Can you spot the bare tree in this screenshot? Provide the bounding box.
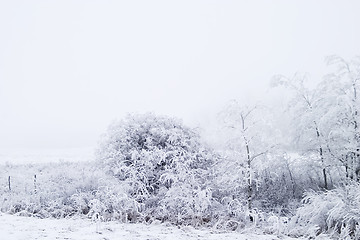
[218,100,273,212]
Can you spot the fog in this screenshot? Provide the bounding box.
[1,0,360,148]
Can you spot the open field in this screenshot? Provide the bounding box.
[0,213,312,240]
[0,147,95,165]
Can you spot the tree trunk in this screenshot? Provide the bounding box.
[320,145,328,189]
[246,155,252,211]
[246,143,253,222]
[352,82,360,181]
[285,160,296,198]
[315,125,328,189]
[345,157,349,179]
[241,114,253,212]
[322,167,328,189]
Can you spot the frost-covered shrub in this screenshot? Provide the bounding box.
[210,150,286,228]
[96,113,214,224]
[288,183,360,239]
[156,183,213,225]
[0,113,216,226]
[253,154,303,215]
[209,151,248,226]
[0,161,134,220]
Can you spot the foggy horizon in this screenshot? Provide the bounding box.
[1,1,360,149]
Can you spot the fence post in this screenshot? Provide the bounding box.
[34,174,37,194]
[8,176,11,191]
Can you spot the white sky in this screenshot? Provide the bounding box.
[1,0,360,149]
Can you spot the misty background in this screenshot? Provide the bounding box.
[1,0,360,149]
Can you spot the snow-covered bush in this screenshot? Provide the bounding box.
[0,161,133,221]
[96,113,215,225]
[288,182,360,239]
[0,113,215,226]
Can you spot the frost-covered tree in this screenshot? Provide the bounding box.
[271,74,331,189]
[271,56,360,187]
[217,100,275,212]
[96,113,214,224]
[322,56,360,182]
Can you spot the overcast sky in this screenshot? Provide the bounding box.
[1,1,360,149]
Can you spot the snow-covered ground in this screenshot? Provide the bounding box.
[0,147,95,165]
[0,213,307,240]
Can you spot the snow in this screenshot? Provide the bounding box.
[0,213,304,240]
[0,147,95,165]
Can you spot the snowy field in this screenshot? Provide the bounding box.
[0,213,310,240]
[0,149,333,239]
[0,149,297,240]
[0,147,95,165]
